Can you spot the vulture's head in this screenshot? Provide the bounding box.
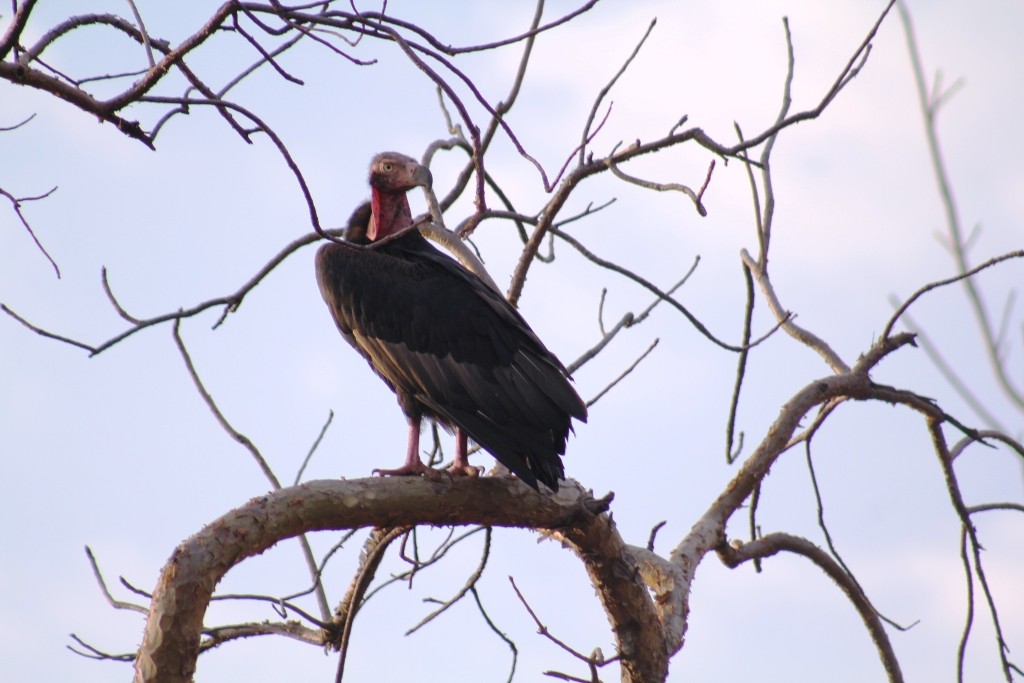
[369,152,432,193]
[367,152,432,241]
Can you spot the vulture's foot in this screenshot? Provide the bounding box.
[372,460,440,479]
[447,462,483,478]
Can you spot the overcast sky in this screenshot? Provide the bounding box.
[2,2,1022,682]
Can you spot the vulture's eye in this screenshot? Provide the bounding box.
[381,162,394,172]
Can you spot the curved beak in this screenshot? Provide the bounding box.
[412,163,433,190]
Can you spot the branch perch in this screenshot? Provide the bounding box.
[132,478,670,683]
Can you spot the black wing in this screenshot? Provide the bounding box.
[315,230,586,489]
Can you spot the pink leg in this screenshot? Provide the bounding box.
[447,428,483,478]
[373,417,434,477]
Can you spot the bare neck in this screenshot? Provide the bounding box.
[369,187,412,241]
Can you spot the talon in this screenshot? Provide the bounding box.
[447,462,483,478]
[372,461,434,478]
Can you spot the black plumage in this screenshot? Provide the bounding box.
[315,152,586,490]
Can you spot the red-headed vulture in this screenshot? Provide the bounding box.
[315,152,586,491]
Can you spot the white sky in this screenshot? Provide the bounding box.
[1,2,1022,682]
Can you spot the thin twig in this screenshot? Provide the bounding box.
[470,586,518,683]
[587,338,658,408]
[199,620,324,650]
[883,250,1024,341]
[741,248,849,374]
[646,521,667,552]
[405,527,492,635]
[294,410,335,485]
[7,225,335,358]
[555,228,785,352]
[898,0,1024,411]
[804,435,914,631]
[67,634,135,662]
[0,304,96,352]
[172,318,331,618]
[209,592,329,628]
[579,18,657,166]
[605,142,712,216]
[172,319,282,488]
[1,185,60,277]
[725,262,755,463]
[334,527,409,683]
[0,113,35,131]
[124,0,155,67]
[509,576,615,670]
[928,419,1015,681]
[83,546,147,614]
[948,431,1024,462]
[893,308,1008,432]
[141,95,322,235]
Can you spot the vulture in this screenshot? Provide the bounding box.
[315,152,587,491]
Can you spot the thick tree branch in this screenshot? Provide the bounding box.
[132,478,667,683]
[0,60,153,145]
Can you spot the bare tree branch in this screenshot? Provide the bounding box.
[586,338,658,408]
[718,533,904,683]
[1,184,60,277]
[294,410,335,485]
[171,319,332,621]
[172,319,282,489]
[406,526,492,635]
[5,3,1019,683]
[897,0,1024,412]
[927,419,1017,682]
[84,546,148,615]
[579,18,657,166]
[893,308,1009,432]
[740,248,849,374]
[509,575,617,681]
[884,250,1024,341]
[132,479,645,683]
[333,526,409,682]
[555,227,785,352]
